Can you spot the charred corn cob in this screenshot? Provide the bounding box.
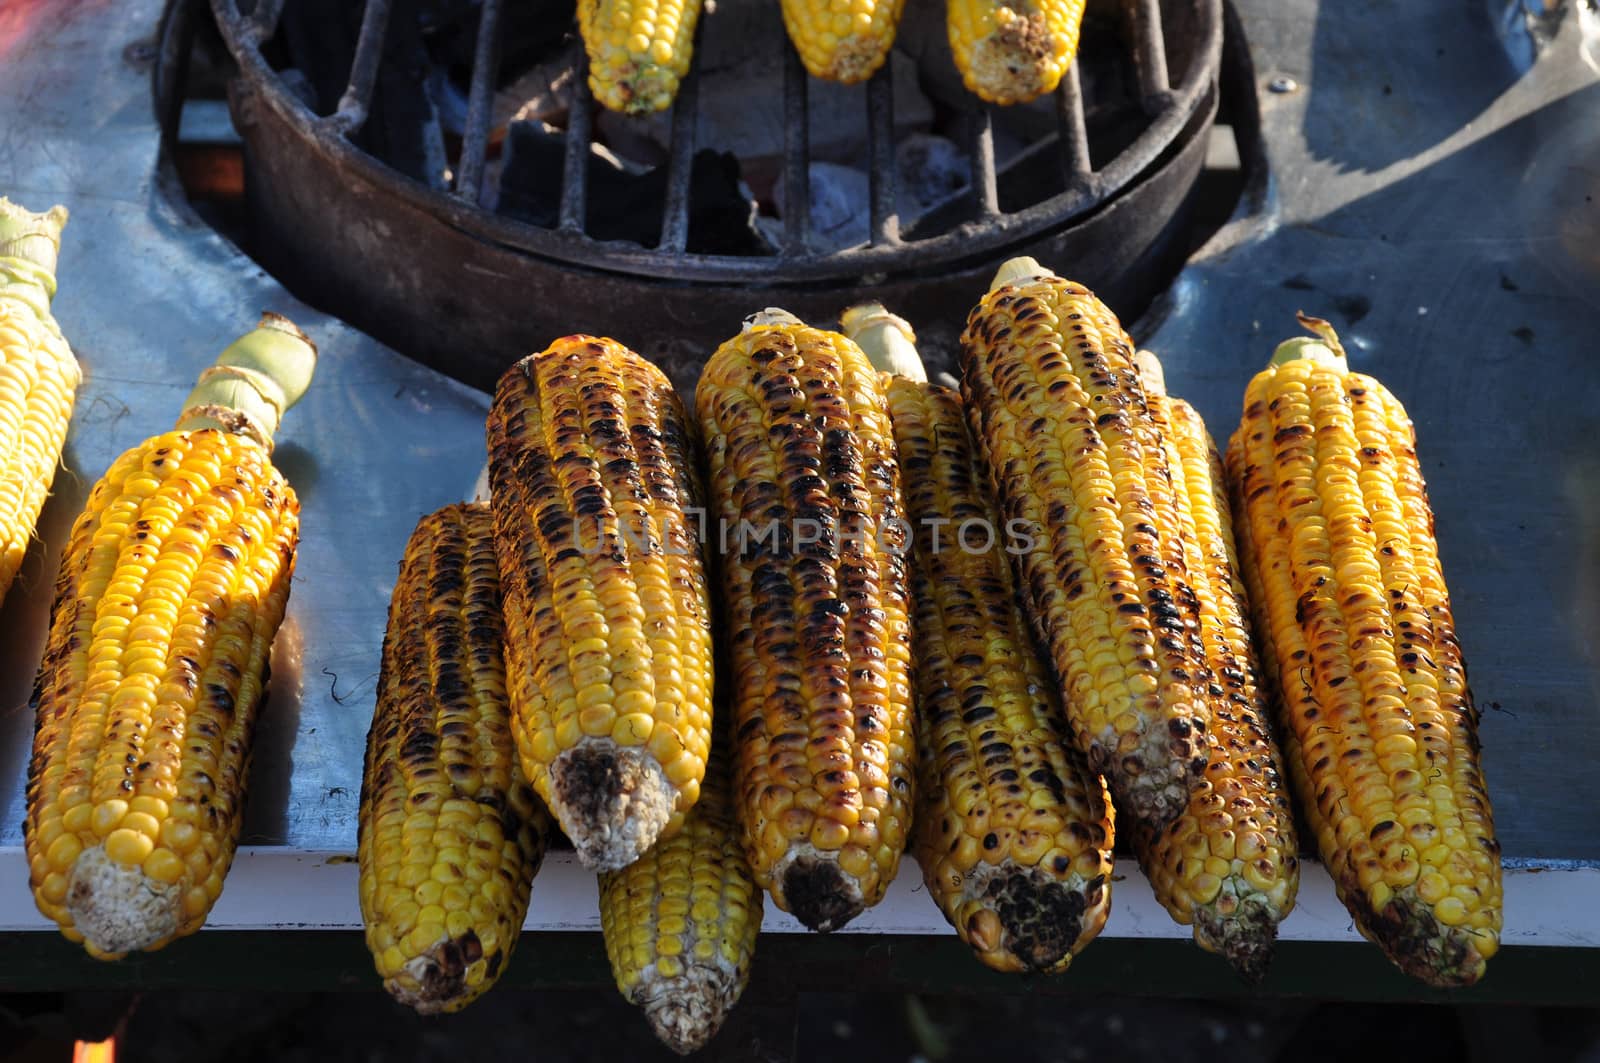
[958,257,1208,832]
[579,0,702,114]
[360,503,550,1013]
[487,335,713,872]
[948,0,1085,105]
[1226,314,1501,986]
[844,304,1113,974]
[25,313,316,958]
[695,308,914,932]
[1128,351,1298,981]
[0,199,79,603]
[782,0,904,83]
[600,739,760,1054]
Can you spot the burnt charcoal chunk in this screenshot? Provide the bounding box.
[497,123,774,255]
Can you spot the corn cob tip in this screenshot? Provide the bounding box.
[1269,312,1348,370]
[549,742,676,871]
[637,962,744,1055]
[591,67,685,116]
[1090,732,1206,830]
[963,14,1068,106]
[840,302,928,381]
[1363,886,1494,988]
[776,849,864,932]
[988,255,1052,292]
[742,307,806,331]
[1189,880,1281,984]
[176,313,318,451]
[957,864,1110,974]
[1132,349,1167,398]
[62,844,181,958]
[386,930,494,1015]
[0,197,68,277]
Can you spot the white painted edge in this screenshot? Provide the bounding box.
[0,847,1592,947]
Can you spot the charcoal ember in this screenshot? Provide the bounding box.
[596,109,674,170]
[772,162,868,252]
[901,116,1082,241]
[681,153,774,255]
[278,0,447,186]
[898,134,968,215]
[497,121,773,254]
[708,52,933,201]
[499,41,582,129]
[770,136,970,253]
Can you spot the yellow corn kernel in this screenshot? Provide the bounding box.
[579,0,703,113]
[599,744,760,1055]
[948,0,1084,105]
[696,308,915,932]
[25,314,314,960]
[1225,313,1501,987]
[782,0,903,82]
[842,302,1113,976]
[958,258,1209,833]
[1126,352,1299,982]
[357,504,553,1015]
[488,336,713,871]
[0,200,79,605]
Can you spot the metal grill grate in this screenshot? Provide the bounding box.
[207,0,1220,284]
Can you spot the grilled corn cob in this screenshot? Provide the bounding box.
[1226,314,1501,986]
[844,303,1113,974]
[487,335,713,872]
[0,198,79,603]
[599,740,760,1054]
[1128,350,1298,981]
[360,503,550,1013]
[25,313,316,958]
[695,308,914,932]
[958,257,1208,832]
[948,0,1085,105]
[782,0,904,83]
[579,0,702,114]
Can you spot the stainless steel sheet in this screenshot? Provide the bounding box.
[0,0,1595,872]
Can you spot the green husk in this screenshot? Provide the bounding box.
[175,312,318,451]
[840,302,927,382]
[1269,311,1350,371]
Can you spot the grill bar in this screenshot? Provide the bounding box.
[208,0,1220,283]
[970,108,999,217]
[866,64,899,245]
[453,0,503,203]
[782,47,810,254]
[332,0,392,134]
[559,60,593,233]
[1055,63,1092,184]
[658,66,701,252]
[1129,0,1171,107]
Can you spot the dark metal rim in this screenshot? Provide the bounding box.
[207,0,1222,285]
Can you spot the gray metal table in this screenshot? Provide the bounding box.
[0,0,1595,1000]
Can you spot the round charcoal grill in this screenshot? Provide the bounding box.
[160,0,1227,392]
